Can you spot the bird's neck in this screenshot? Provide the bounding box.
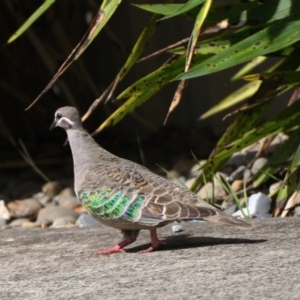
[66,129,112,185]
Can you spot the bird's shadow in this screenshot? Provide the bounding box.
[126,234,267,253]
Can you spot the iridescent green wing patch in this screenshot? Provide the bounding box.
[78,188,133,219]
[78,188,112,215]
[121,196,145,221]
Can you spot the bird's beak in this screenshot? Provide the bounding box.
[50,120,57,131]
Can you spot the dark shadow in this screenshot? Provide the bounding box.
[125,234,267,253]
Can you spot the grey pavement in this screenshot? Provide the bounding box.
[1,218,300,300]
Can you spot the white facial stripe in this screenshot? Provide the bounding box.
[57,117,75,127]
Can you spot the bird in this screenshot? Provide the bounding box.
[50,106,253,255]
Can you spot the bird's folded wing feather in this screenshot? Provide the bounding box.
[81,162,221,227]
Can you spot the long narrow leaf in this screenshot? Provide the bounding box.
[180,19,300,80]
[6,0,56,44]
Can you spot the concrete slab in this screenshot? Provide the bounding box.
[1,218,299,299]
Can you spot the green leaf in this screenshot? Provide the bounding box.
[231,56,267,81]
[74,0,122,60]
[199,81,261,119]
[133,4,181,16]
[180,19,300,79]
[160,0,206,20]
[95,54,212,133]
[244,71,300,86]
[7,0,56,44]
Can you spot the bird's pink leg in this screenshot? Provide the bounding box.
[139,228,166,253]
[94,238,136,255]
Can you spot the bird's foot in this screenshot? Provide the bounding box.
[139,240,166,253]
[139,228,166,253]
[94,238,136,255]
[94,245,126,255]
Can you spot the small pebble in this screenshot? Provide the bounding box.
[9,218,30,227]
[251,157,268,175]
[57,187,75,202]
[0,218,7,226]
[0,200,10,220]
[231,180,244,192]
[42,181,64,198]
[59,196,81,209]
[33,192,51,206]
[171,225,184,233]
[75,213,101,227]
[224,204,237,215]
[22,221,40,228]
[74,205,86,213]
[7,198,42,219]
[294,206,300,216]
[197,173,227,201]
[243,169,252,182]
[229,165,247,182]
[185,178,195,189]
[37,206,78,223]
[52,216,77,228]
[225,152,247,170]
[189,161,206,178]
[269,182,282,194]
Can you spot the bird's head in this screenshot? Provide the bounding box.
[50,106,82,131]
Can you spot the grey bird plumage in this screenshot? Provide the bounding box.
[51,106,253,255]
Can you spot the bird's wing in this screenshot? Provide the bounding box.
[80,161,252,230]
[81,162,218,227]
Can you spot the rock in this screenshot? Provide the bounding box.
[74,205,86,213]
[22,221,40,228]
[198,182,214,200]
[229,165,247,182]
[185,178,196,189]
[75,213,101,227]
[32,192,51,206]
[59,196,81,210]
[42,181,64,198]
[52,216,77,228]
[269,182,282,195]
[37,207,78,223]
[232,192,272,218]
[0,200,11,220]
[251,157,268,175]
[7,198,42,219]
[188,161,206,178]
[9,218,30,227]
[171,225,184,233]
[231,180,244,193]
[55,187,76,204]
[223,153,247,175]
[243,169,252,182]
[197,173,227,201]
[267,133,289,154]
[294,206,300,216]
[241,141,261,155]
[0,218,7,226]
[224,204,237,215]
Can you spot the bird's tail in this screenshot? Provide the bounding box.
[202,211,253,230]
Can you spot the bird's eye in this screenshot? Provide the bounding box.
[56,113,62,119]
